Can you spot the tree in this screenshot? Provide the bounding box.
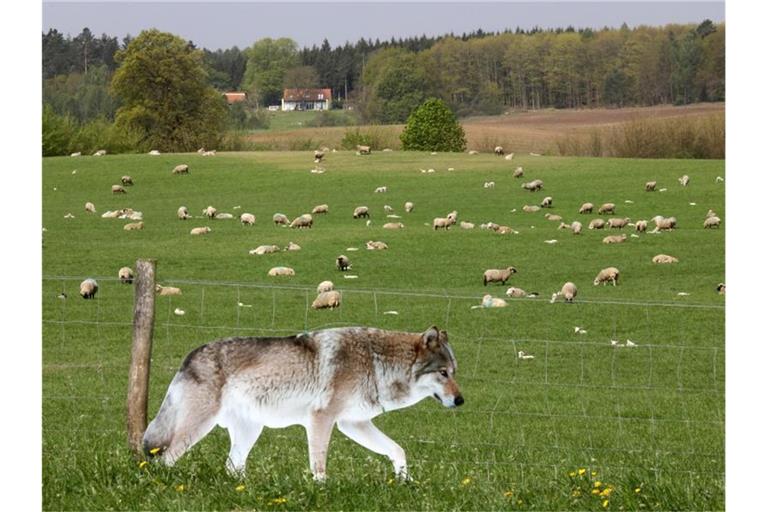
[111,29,227,151]
[400,98,466,152]
[283,65,320,89]
[360,48,430,123]
[240,38,299,106]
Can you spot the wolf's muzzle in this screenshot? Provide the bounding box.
[454,396,464,407]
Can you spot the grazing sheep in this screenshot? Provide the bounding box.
[593,267,620,286]
[550,282,577,303]
[215,213,234,220]
[353,206,370,219]
[374,186,388,193]
[273,213,289,225]
[240,213,256,225]
[123,221,144,231]
[505,287,537,298]
[317,280,335,293]
[336,255,351,271]
[513,167,524,178]
[93,149,107,156]
[249,245,280,255]
[635,220,648,232]
[598,203,616,215]
[190,226,211,235]
[121,175,134,186]
[202,206,217,218]
[357,145,371,155]
[652,254,679,264]
[540,196,553,208]
[678,175,690,186]
[522,205,540,213]
[716,283,725,295]
[521,179,543,192]
[177,206,191,220]
[404,201,414,213]
[483,267,518,286]
[602,234,627,244]
[366,240,388,250]
[651,215,677,231]
[267,267,295,277]
[483,181,495,189]
[112,185,127,194]
[588,219,606,230]
[544,213,562,222]
[79,278,99,299]
[285,241,301,251]
[119,267,134,284]
[703,216,721,228]
[558,221,582,234]
[312,290,341,309]
[494,146,504,156]
[504,153,515,161]
[383,205,394,213]
[289,214,313,229]
[84,202,96,213]
[579,202,594,214]
[706,209,718,219]
[481,294,508,308]
[433,216,456,230]
[383,222,404,229]
[460,221,475,229]
[645,181,657,192]
[156,284,182,296]
[172,164,189,175]
[607,217,631,229]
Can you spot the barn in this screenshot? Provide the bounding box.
[223,92,247,104]
[281,88,332,111]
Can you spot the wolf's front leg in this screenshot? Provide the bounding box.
[337,419,410,480]
[306,412,335,482]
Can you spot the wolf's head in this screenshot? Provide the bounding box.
[414,326,464,408]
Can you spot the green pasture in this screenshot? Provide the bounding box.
[42,151,724,510]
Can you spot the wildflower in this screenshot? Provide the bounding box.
[591,489,601,495]
[635,487,642,493]
[578,468,586,476]
[175,484,185,492]
[600,487,613,497]
[594,481,603,488]
[591,471,598,477]
[149,447,161,455]
[503,491,514,498]
[387,478,395,485]
[138,461,148,469]
[572,490,581,497]
[461,477,472,486]
[270,497,288,505]
[517,500,523,505]
[235,485,246,492]
[602,499,609,508]
[569,471,576,477]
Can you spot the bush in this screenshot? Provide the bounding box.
[341,126,401,150]
[400,98,466,152]
[42,105,76,156]
[306,110,355,128]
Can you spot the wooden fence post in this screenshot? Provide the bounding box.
[126,259,156,456]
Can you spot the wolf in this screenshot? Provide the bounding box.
[143,325,463,481]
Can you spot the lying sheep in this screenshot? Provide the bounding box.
[122,175,134,186]
[433,217,456,230]
[290,214,313,229]
[240,213,256,225]
[93,149,107,156]
[374,186,388,193]
[101,210,122,219]
[496,226,514,235]
[505,287,537,298]
[522,205,540,213]
[366,240,388,250]
[598,203,615,215]
[172,164,189,175]
[513,167,524,178]
[521,179,543,192]
[579,202,594,214]
[285,241,301,251]
[593,267,620,286]
[588,219,606,230]
[483,181,495,189]
[156,284,182,296]
[544,213,562,222]
[607,217,631,229]
[679,175,690,186]
[540,196,553,208]
[317,280,335,293]
[112,185,127,194]
[504,153,515,161]
[249,245,280,255]
[336,255,351,271]
[481,294,508,308]
[383,222,404,229]
[483,267,517,286]
[645,181,657,192]
[383,205,393,213]
[149,149,161,155]
[118,267,134,284]
[177,206,191,220]
[190,226,211,235]
[651,215,677,231]
[468,150,479,155]
[70,152,81,157]
[353,206,370,219]
[550,282,577,303]
[79,278,99,299]
[312,290,341,309]
[85,202,96,213]
[602,234,627,244]
[460,221,475,229]
[404,201,414,213]
[703,216,721,228]
[652,254,679,264]
[357,145,371,155]
[273,213,289,226]
[494,146,504,156]
[268,267,295,277]
[202,206,217,218]
[480,222,500,231]
[635,220,648,232]
[123,221,144,231]
[215,213,234,220]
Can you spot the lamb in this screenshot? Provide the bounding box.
[550,282,577,303]
[383,222,404,229]
[357,145,371,155]
[267,267,295,277]
[652,254,679,264]
[634,220,648,232]
[513,167,524,178]
[172,164,190,175]
[606,217,631,229]
[540,196,553,208]
[353,206,370,219]
[273,213,289,225]
[366,240,388,250]
[588,218,606,230]
[79,278,99,299]
[249,245,280,255]
[602,234,627,244]
[312,290,342,309]
[481,294,508,308]
[433,217,456,230]
[645,181,657,192]
[579,202,594,214]
[483,181,495,189]
[190,226,211,235]
[240,213,256,225]
[703,216,721,228]
[374,186,388,193]
[112,185,127,194]
[483,267,517,286]
[404,201,414,213]
[285,241,301,251]
[522,205,540,213]
[678,175,690,186]
[123,221,144,231]
[593,267,620,286]
[156,284,182,296]
[651,215,677,231]
[290,214,313,229]
[202,206,217,218]
[119,267,134,284]
[317,280,335,293]
[336,255,351,271]
[84,202,96,213]
[521,179,543,192]
[505,287,537,298]
[177,206,191,220]
[494,146,504,156]
[544,213,562,222]
[598,203,616,215]
[121,175,134,186]
[460,221,475,229]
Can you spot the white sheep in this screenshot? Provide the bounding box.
[651,215,677,232]
[593,267,620,286]
[634,220,648,232]
[312,290,341,309]
[505,287,536,298]
[311,204,329,215]
[404,201,414,213]
[375,186,388,193]
[112,185,127,194]
[273,213,289,226]
[317,280,335,293]
[540,196,553,208]
[706,209,718,219]
[353,206,370,219]
[598,203,615,215]
[79,278,99,299]
[336,255,351,271]
[313,150,325,163]
[119,267,134,284]
[215,213,234,220]
[521,179,543,192]
[550,282,577,303]
[290,214,313,229]
[513,166,524,178]
[522,205,540,213]
[602,234,627,244]
[70,152,81,157]
[606,217,631,229]
[124,221,144,231]
[652,254,679,264]
[678,175,690,186]
[383,222,404,229]
[480,294,508,308]
[544,213,562,222]
[172,164,189,175]
[285,241,301,251]
[504,153,515,161]
[588,219,606,230]
[121,175,134,186]
[366,240,388,250]
[460,221,475,229]
[93,149,107,156]
[483,267,517,286]
[383,205,394,213]
[703,216,721,228]
[84,202,96,213]
[468,150,479,155]
[202,206,217,218]
[190,226,211,235]
[433,217,455,230]
[357,145,371,155]
[558,221,581,234]
[645,181,657,192]
[480,222,500,231]
[149,149,161,155]
[483,181,495,189]
[579,202,594,214]
[496,226,514,235]
[239,213,256,225]
[494,146,504,156]
[156,284,182,296]
[267,267,295,277]
[249,245,280,255]
[177,206,191,220]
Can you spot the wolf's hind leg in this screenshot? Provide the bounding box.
[225,419,263,476]
[306,412,335,482]
[337,419,409,480]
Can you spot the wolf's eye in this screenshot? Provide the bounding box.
[439,370,449,378]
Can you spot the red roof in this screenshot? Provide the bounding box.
[283,88,332,102]
[223,92,247,104]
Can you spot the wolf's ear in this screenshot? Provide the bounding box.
[422,326,441,350]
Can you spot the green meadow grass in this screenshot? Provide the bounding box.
[42,151,724,510]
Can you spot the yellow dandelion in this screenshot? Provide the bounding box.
[635,487,642,493]
[591,489,601,495]
[594,481,603,488]
[175,484,185,492]
[600,487,613,497]
[503,491,514,498]
[572,490,581,497]
[149,447,161,455]
[602,499,609,508]
[517,500,523,505]
[591,471,598,477]
[235,484,246,492]
[138,461,148,469]
[270,497,288,505]
[578,468,586,476]
[387,478,395,485]
[569,471,576,477]
[461,477,472,486]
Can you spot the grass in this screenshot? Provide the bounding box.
[42,151,724,510]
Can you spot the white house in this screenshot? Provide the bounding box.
[281,88,332,111]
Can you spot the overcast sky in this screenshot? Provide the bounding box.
[43,1,725,50]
